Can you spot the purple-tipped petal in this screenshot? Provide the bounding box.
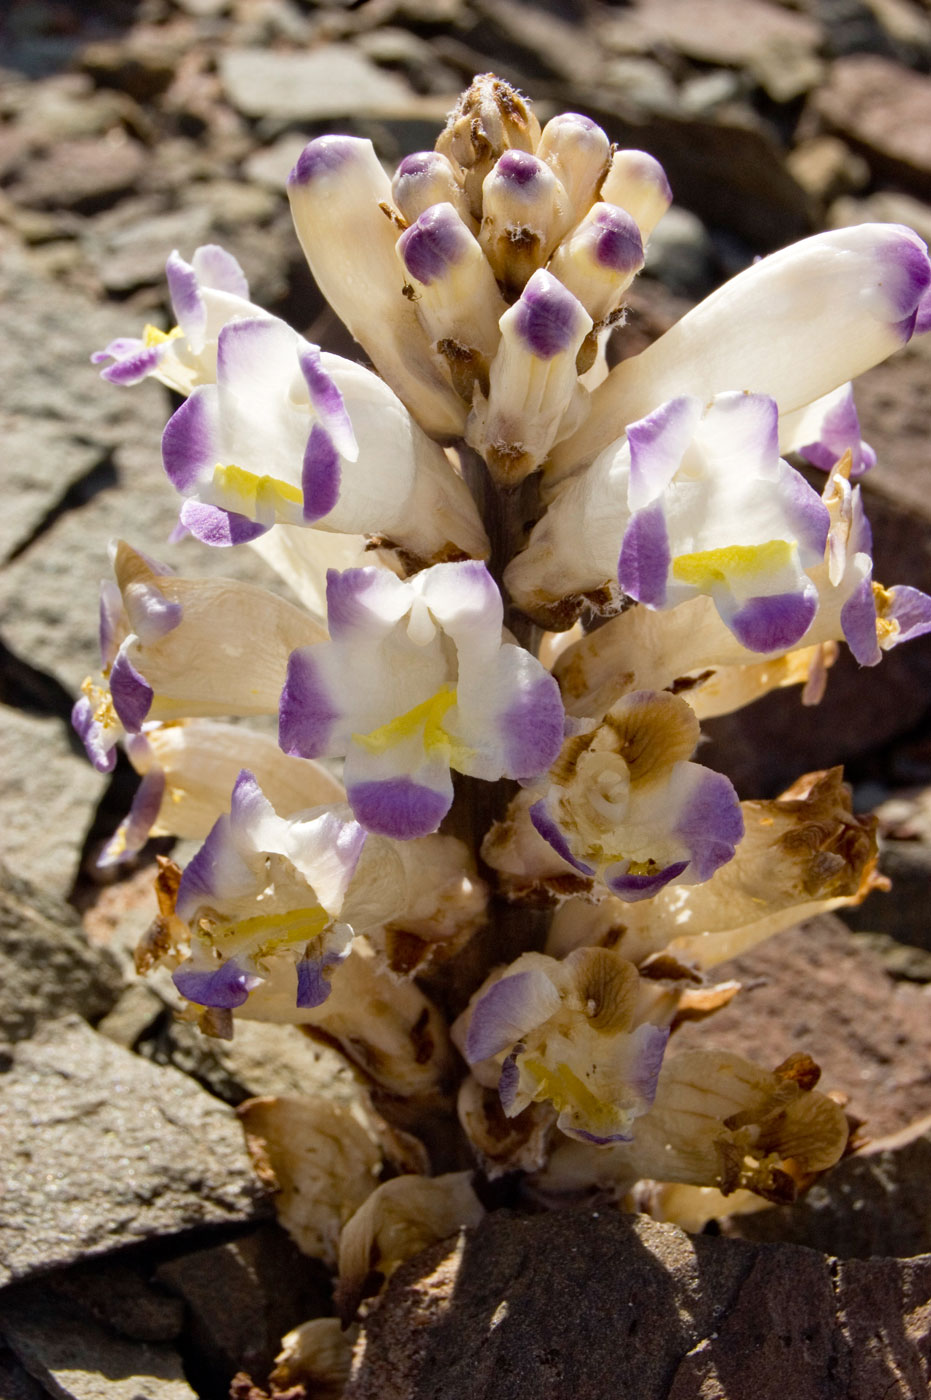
[296,947,346,1009]
[109,649,153,732]
[94,339,164,386]
[605,861,688,901]
[529,799,595,877]
[626,396,702,511]
[173,958,260,1009]
[324,568,380,640]
[71,695,118,774]
[495,149,546,188]
[162,388,220,494]
[841,575,881,666]
[728,590,817,653]
[288,134,360,187]
[619,502,670,606]
[299,346,357,459]
[881,225,931,337]
[777,461,832,560]
[191,243,250,299]
[398,204,469,284]
[796,385,876,479]
[346,777,451,839]
[499,673,565,781]
[498,1047,522,1113]
[301,423,341,522]
[628,1023,670,1106]
[466,968,562,1063]
[165,251,205,343]
[279,647,340,758]
[590,205,643,273]
[917,283,931,337]
[98,580,124,668]
[673,767,743,882]
[512,273,588,359]
[97,768,167,868]
[885,585,931,646]
[178,500,268,547]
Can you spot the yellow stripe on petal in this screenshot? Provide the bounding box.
[206,904,330,959]
[212,463,303,517]
[522,1056,623,1137]
[143,324,183,347]
[354,684,473,766]
[672,540,794,590]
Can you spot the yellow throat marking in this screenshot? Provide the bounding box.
[353,684,471,765]
[143,324,184,348]
[205,904,331,960]
[672,539,794,590]
[212,463,302,515]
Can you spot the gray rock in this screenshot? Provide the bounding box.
[154,1225,331,1384]
[0,1289,195,1400]
[0,1017,270,1287]
[602,57,679,116]
[643,205,717,297]
[345,1210,931,1400]
[0,1346,50,1400]
[8,136,148,214]
[724,1115,931,1259]
[140,1014,363,1108]
[219,46,413,121]
[0,863,124,1042]
[0,709,107,900]
[45,1259,185,1345]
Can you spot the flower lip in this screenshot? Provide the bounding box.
[346,777,451,840]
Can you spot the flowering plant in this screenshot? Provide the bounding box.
[78,74,931,1333]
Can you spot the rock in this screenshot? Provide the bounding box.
[844,787,931,949]
[786,135,870,206]
[0,1016,269,1287]
[242,135,311,192]
[96,982,167,1048]
[88,205,213,295]
[466,0,604,85]
[0,864,123,1043]
[0,709,108,900]
[9,135,148,214]
[0,1289,195,1400]
[828,189,931,248]
[723,1115,931,1259]
[218,45,414,121]
[601,57,679,116]
[46,1258,185,1345]
[344,1210,931,1399]
[814,55,931,194]
[672,914,931,1140]
[642,204,717,297]
[139,1014,364,1109]
[607,0,824,102]
[0,1346,50,1400]
[154,1225,332,1386]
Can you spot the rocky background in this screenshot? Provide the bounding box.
[2,0,931,1395]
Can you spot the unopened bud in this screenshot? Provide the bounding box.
[467,268,592,486]
[548,202,644,324]
[436,73,541,219]
[480,150,571,298]
[398,203,508,399]
[600,149,673,242]
[391,150,474,229]
[536,112,611,225]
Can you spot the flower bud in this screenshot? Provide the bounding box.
[480,150,572,297]
[397,202,508,399]
[547,202,644,324]
[599,149,673,243]
[536,112,611,224]
[435,72,541,219]
[391,150,474,228]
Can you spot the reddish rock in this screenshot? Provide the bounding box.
[814,55,931,193]
[344,1211,931,1400]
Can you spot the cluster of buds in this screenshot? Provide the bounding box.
[79,74,931,1309]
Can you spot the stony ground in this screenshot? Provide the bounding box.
[2,0,931,1395]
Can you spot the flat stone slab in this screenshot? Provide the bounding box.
[0,1290,195,1400]
[219,45,414,121]
[345,1210,931,1400]
[0,1017,270,1287]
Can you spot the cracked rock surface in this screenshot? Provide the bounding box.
[344,1210,931,1400]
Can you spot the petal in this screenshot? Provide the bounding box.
[97,767,166,867]
[551,223,931,477]
[344,772,452,840]
[162,387,221,495]
[109,646,153,732]
[178,500,269,546]
[465,967,563,1063]
[727,587,818,653]
[529,799,596,876]
[279,646,344,758]
[173,957,260,1009]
